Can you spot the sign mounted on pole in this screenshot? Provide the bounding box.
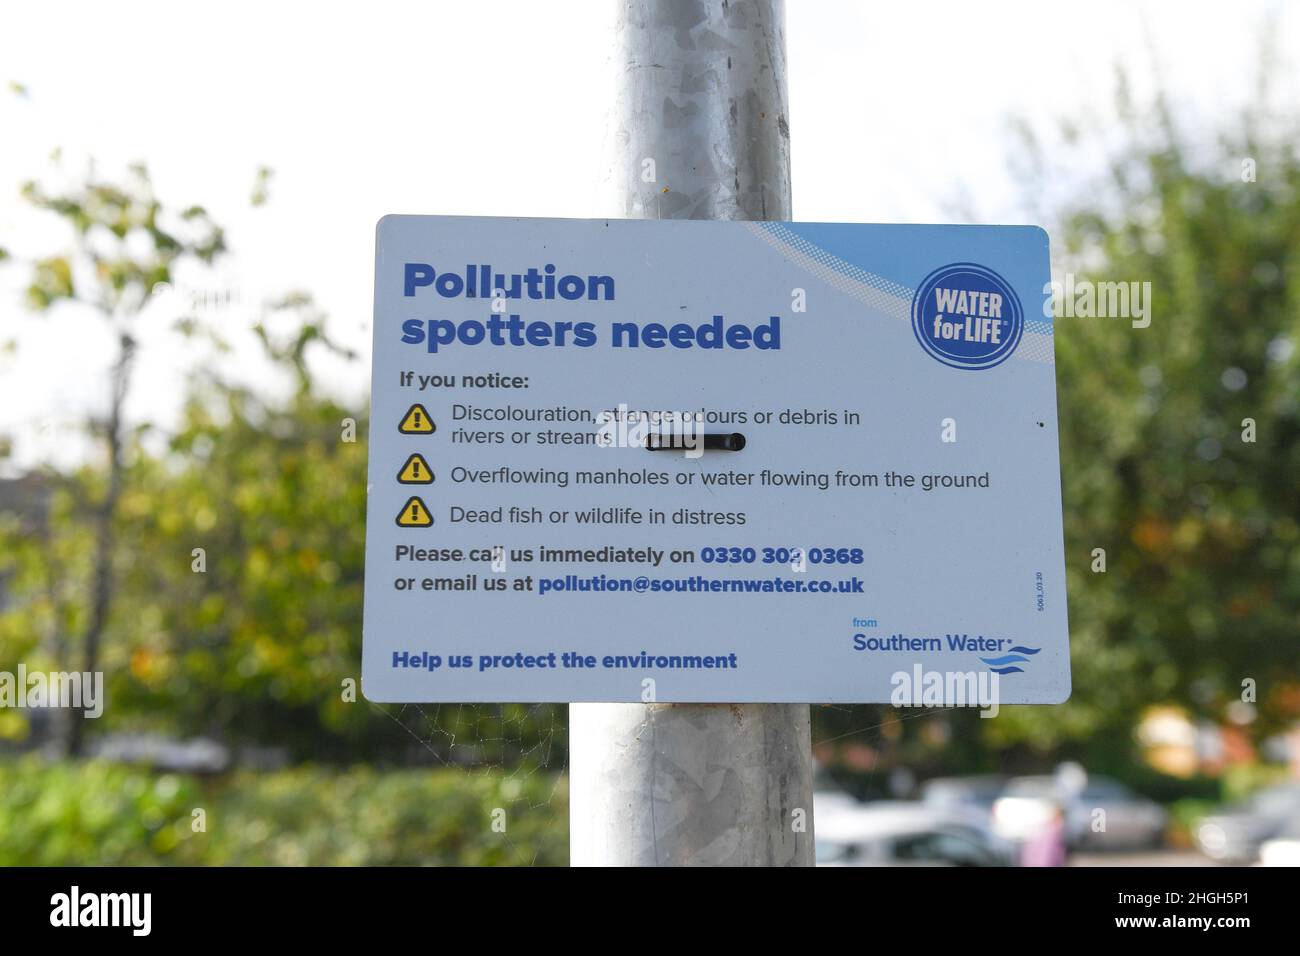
[363,216,1070,705]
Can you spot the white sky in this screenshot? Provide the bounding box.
[0,0,1295,470]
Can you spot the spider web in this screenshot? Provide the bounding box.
[368,699,961,866]
[370,701,569,866]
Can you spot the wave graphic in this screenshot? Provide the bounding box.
[980,654,1032,667]
[979,646,1041,676]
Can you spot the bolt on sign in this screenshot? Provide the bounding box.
[363,216,1070,705]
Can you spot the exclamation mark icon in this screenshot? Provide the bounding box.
[396,496,433,527]
[399,403,435,434]
[397,453,434,484]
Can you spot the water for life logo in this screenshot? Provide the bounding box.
[911,263,1024,370]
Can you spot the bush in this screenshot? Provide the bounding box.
[0,757,567,866]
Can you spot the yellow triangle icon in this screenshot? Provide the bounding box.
[395,496,433,527]
[398,403,435,434]
[397,453,434,484]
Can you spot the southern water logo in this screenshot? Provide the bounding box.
[978,645,1040,675]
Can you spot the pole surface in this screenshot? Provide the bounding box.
[570,0,815,867]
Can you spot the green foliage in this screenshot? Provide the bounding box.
[105,384,370,751]
[0,161,564,762]
[3,161,236,756]
[0,758,567,866]
[0,758,197,865]
[813,86,1300,772]
[250,166,273,208]
[1032,94,1300,749]
[20,163,224,314]
[3,84,1293,788]
[0,329,565,760]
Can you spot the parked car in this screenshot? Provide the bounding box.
[993,773,1167,850]
[1195,782,1300,864]
[812,786,865,818]
[815,799,1015,866]
[1258,813,1300,867]
[919,775,1007,818]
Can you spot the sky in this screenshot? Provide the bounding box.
[0,0,1295,471]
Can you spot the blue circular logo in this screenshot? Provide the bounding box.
[911,263,1023,370]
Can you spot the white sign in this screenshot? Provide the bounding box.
[363,216,1069,705]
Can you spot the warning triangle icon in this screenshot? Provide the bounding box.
[397,453,434,484]
[395,496,433,527]
[398,404,435,434]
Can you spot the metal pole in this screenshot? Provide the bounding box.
[570,0,814,867]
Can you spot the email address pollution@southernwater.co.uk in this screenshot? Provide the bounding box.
[535,574,865,595]
[385,573,866,595]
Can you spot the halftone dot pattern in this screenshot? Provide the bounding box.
[1011,329,1054,364]
[745,221,1055,365]
[746,221,913,317]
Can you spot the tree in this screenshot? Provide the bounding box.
[1037,82,1300,751]
[814,76,1300,779]
[11,161,224,754]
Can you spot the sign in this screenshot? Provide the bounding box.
[363,216,1070,705]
